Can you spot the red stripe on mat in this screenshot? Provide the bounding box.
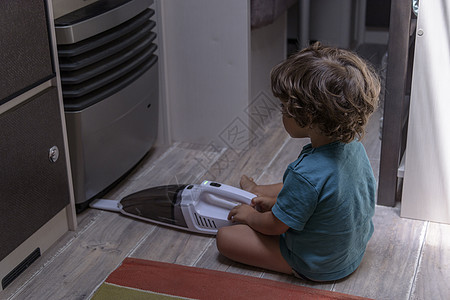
[105,258,371,300]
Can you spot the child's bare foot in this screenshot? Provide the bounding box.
[240,175,257,193]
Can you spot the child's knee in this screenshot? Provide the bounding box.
[216,227,228,253]
[216,226,235,255]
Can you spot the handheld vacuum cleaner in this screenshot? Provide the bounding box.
[90,180,256,234]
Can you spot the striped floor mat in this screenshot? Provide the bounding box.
[91,258,371,300]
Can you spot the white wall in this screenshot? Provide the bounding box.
[157,0,251,147]
[156,0,287,150]
[250,13,287,133]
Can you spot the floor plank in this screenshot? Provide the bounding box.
[193,238,267,278]
[200,116,289,186]
[2,208,103,299]
[130,226,214,266]
[262,271,335,290]
[410,222,450,300]
[10,211,155,300]
[255,137,309,184]
[332,205,426,300]
[193,239,233,272]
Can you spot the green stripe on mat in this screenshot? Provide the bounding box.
[92,283,195,300]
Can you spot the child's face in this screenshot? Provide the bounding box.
[282,115,310,139]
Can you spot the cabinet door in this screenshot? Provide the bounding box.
[0,87,70,261]
[401,0,450,224]
[0,0,54,105]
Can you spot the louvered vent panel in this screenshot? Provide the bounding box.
[57,9,157,111]
[194,213,218,229]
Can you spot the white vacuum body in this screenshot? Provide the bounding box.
[90,180,255,234]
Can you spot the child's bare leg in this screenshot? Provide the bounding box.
[240,175,283,198]
[216,224,292,274]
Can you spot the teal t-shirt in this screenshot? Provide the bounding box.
[272,141,375,281]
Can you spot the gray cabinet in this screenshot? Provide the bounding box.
[0,0,75,291]
[0,0,54,105]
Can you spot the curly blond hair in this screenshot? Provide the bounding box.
[271,42,380,143]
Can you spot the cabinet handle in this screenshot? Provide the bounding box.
[48,146,59,163]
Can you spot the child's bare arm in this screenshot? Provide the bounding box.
[228,204,288,235]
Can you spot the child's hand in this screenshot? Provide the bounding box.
[251,196,276,212]
[227,203,289,235]
[228,204,255,224]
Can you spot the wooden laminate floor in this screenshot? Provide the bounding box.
[3,109,450,300]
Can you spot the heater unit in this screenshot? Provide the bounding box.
[54,0,158,211]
